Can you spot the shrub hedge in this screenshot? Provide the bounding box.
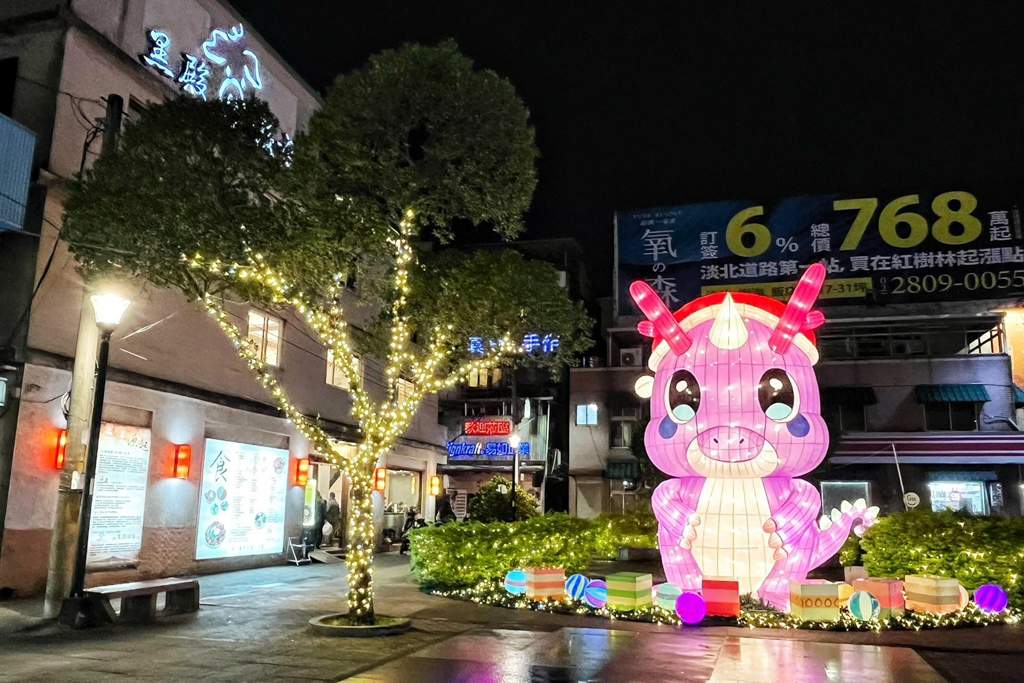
[409,509,659,589]
[858,510,1024,606]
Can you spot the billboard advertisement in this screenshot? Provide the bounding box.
[86,424,152,569]
[195,439,289,560]
[617,189,1023,315]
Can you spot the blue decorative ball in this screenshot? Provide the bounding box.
[848,591,881,621]
[504,569,527,595]
[584,579,608,608]
[566,574,590,600]
[975,584,1009,613]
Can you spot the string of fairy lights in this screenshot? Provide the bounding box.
[432,580,1022,632]
[189,209,527,619]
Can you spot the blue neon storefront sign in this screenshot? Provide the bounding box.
[446,441,530,459]
[141,24,263,102]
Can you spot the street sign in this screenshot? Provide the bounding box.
[904,492,921,509]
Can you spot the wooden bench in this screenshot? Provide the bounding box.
[84,577,200,622]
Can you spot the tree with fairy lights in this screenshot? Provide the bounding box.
[64,43,592,625]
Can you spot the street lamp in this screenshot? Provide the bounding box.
[60,292,130,627]
[509,434,521,521]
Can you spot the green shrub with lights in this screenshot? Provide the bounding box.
[465,476,540,523]
[409,507,659,589]
[858,510,1024,606]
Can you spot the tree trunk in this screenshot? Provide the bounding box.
[346,468,376,625]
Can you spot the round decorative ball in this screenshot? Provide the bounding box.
[958,585,970,610]
[656,583,683,611]
[584,579,608,608]
[847,591,881,621]
[504,569,527,595]
[566,574,590,600]
[675,592,707,625]
[974,584,1009,613]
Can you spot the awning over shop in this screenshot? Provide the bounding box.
[1014,386,1024,406]
[831,433,1024,464]
[914,384,990,403]
[605,457,640,481]
[821,386,877,405]
[927,470,999,482]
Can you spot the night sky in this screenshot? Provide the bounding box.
[230,1,1024,298]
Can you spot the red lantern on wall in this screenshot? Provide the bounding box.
[54,429,68,470]
[295,458,310,487]
[173,444,191,479]
[374,467,387,492]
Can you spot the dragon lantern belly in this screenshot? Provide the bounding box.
[691,478,774,597]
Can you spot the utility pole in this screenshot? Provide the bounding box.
[43,95,122,618]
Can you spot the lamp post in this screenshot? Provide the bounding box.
[60,292,130,627]
[509,434,521,521]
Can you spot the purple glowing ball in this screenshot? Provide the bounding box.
[675,591,707,625]
[584,580,608,608]
[974,584,1009,613]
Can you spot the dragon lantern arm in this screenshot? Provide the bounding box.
[652,478,704,548]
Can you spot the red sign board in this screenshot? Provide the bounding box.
[464,420,512,437]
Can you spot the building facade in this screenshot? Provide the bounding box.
[0,0,446,597]
[570,198,1024,520]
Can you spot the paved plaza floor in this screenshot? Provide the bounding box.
[0,554,1022,681]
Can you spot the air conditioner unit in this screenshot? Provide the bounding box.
[620,347,643,367]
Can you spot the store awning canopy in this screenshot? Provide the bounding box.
[821,386,877,406]
[605,457,640,481]
[830,433,1024,464]
[914,384,990,403]
[1014,386,1024,406]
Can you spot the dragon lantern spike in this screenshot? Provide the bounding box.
[768,262,827,354]
[630,280,692,355]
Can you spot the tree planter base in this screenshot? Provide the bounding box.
[308,613,411,637]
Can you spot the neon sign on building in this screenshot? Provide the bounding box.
[140,24,263,102]
[631,263,879,609]
[464,419,513,437]
[446,441,530,458]
[468,334,559,355]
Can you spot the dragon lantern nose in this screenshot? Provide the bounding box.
[696,426,766,463]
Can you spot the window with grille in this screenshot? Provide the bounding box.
[398,378,415,404]
[924,402,978,431]
[326,350,359,390]
[246,309,282,366]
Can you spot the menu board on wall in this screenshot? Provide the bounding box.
[195,439,289,560]
[86,424,152,569]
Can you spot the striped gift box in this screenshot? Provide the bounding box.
[606,572,653,611]
[904,574,961,614]
[852,578,905,618]
[525,567,565,600]
[701,576,740,618]
[788,580,851,621]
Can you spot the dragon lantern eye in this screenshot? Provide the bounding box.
[666,370,700,424]
[758,368,800,422]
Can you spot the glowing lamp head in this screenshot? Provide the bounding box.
[509,434,521,451]
[173,444,191,479]
[55,429,68,469]
[90,293,131,330]
[374,467,387,492]
[295,458,310,487]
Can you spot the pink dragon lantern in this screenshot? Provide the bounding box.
[631,263,878,609]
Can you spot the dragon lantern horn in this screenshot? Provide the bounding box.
[709,293,748,350]
[769,262,827,354]
[630,280,692,355]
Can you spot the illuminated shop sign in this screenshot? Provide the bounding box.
[141,24,263,102]
[195,439,288,560]
[447,441,530,458]
[468,334,559,354]
[464,419,513,437]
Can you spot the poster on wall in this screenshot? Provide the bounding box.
[617,189,1023,315]
[86,424,152,569]
[195,439,289,560]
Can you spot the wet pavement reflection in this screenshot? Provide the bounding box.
[345,627,944,682]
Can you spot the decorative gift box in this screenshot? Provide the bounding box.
[904,574,961,614]
[701,576,740,618]
[789,580,852,621]
[606,572,653,611]
[852,578,905,618]
[525,567,565,600]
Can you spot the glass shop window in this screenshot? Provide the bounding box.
[576,403,598,426]
[467,367,503,389]
[925,402,978,431]
[928,481,987,514]
[820,481,870,515]
[326,350,360,390]
[247,309,282,366]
